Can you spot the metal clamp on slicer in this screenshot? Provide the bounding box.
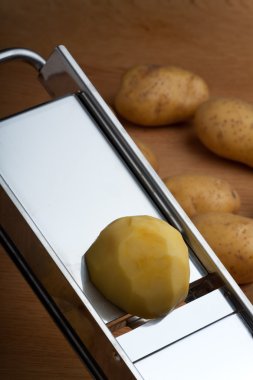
[0,46,252,380]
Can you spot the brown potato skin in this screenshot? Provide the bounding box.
[194,98,253,167]
[164,174,240,217]
[115,65,209,126]
[192,212,253,285]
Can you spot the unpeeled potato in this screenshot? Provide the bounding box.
[192,212,253,284]
[115,65,209,126]
[86,215,190,319]
[164,174,240,217]
[194,97,253,167]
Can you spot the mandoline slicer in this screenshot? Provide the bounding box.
[0,46,252,380]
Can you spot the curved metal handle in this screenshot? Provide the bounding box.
[0,48,46,71]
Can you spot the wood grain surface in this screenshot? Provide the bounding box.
[0,1,253,379]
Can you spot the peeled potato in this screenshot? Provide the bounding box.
[164,174,240,217]
[86,215,190,319]
[192,212,253,284]
[115,65,209,126]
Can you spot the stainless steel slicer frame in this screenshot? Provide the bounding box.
[0,46,252,380]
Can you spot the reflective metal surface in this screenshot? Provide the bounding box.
[0,95,203,323]
[135,313,253,380]
[0,188,142,380]
[0,48,45,70]
[117,289,235,362]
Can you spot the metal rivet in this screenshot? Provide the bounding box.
[113,351,121,362]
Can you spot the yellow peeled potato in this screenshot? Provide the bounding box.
[192,212,253,284]
[115,65,209,126]
[194,98,253,167]
[86,215,190,319]
[164,174,240,217]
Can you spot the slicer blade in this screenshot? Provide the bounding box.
[0,94,204,323]
[1,46,252,380]
[135,313,253,380]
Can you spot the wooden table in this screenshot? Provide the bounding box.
[0,1,252,379]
